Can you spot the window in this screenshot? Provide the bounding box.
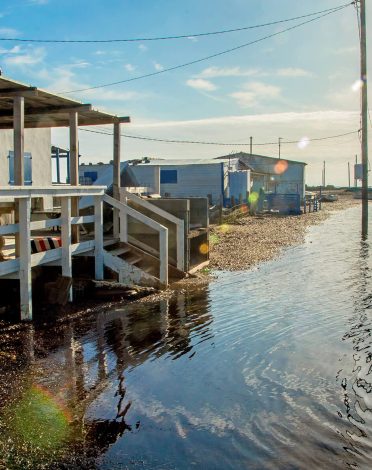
[8,151,32,185]
[160,169,177,184]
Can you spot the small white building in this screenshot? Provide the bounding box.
[127,158,248,205]
[219,152,307,198]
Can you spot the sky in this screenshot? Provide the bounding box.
[0,0,371,186]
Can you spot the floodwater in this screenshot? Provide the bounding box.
[1,206,372,469]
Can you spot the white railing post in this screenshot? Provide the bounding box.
[120,207,128,243]
[94,195,104,280]
[19,196,32,321]
[61,196,72,302]
[159,227,168,286]
[176,221,185,271]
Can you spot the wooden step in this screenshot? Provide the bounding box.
[124,254,143,265]
[109,246,131,257]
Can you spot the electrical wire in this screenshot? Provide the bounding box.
[0,3,352,44]
[62,4,351,94]
[80,127,361,147]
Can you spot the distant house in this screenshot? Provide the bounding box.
[127,158,248,205]
[218,152,307,198]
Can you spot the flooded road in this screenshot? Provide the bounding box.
[1,206,372,469]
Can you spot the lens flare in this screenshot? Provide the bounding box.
[351,79,363,92]
[240,204,249,214]
[274,160,288,175]
[199,243,209,255]
[219,224,230,233]
[297,137,310,149]
[248,192,259,204]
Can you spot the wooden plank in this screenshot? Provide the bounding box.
[0,223,19,235]
[70,215,95,225]
[0,89,38,98]
[0,258,20,277]
[19,197,32,321]
[61,197,72,301]
[0,104,92,118]
[30,218,61,230]
[0,186,106,198]
[94,196,104,280]
[113,122,121,238]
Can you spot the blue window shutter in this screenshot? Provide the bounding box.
[8,151,32,185]
[8,152,14,184]
[24,153,32,185]
[160,169,177,184]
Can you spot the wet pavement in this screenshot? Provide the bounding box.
[0,206,372,469]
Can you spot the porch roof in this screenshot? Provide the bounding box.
[0,76,130,129]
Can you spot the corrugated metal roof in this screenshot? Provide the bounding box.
[132,158,234,166]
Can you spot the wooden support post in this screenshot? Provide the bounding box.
[69,112,79,243]
[119,208,128,243]
[14,96,24,258]
[159,227,168,286]
[113,121,121,238]
[61,197,72,302]
[94,195,104,280]
[153,165,160,194]
[19,197,32,321]
[176,220,185,271]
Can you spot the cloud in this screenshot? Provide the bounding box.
[0,27,19,37]
[187,36,198,42]
[199,66,264,78]
[125,63,136,72]
[230,82,281,108]
[138,44,148,52]
[4,46,45,66]
[28,0,49,4]
[153,62,164,71]
[277,68,312,78]
[0,45,21,54]
[186,78,217,91]
[332,46,358,55]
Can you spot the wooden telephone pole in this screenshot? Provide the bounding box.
[360,0,369,236]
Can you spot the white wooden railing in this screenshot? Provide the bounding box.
[121,190,185,271]
[0,186,106,321]
[103,194,168,285]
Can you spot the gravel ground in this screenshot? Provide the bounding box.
[209,193,361,271]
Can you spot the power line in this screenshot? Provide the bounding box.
[80,127,361,146]
[0,3,352,44]
[62,4,351,94]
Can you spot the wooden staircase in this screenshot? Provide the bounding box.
[103,241,185,288]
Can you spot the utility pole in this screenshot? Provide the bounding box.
[355,154,358,188]
[348,162,351,188]
[323,160,326,188]
[360,0,369,236]
[250,136,253,155]
[278,137,282,159]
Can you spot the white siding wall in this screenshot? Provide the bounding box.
[0,128,52,208]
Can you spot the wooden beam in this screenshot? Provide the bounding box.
[61,197,72,302]
[14,96,24,185]
[69,111,79,243]
[19,197,32,321]
[117,116,131,123]
[113,121,121,238]
[0,89,38,98]
[0,103,92,118]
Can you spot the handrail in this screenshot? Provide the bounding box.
[0,185,107,199]
[103,194,168,285]
[122,190,185,271]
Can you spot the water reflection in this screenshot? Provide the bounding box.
[340,236,372,467]
[0,285,213,469]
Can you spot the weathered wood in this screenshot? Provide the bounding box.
[61,197,72,302]
[19,197,32,321]
[113,121,121,238]
[159,227,168,286]
[69,112,80,243]
[94,195,104,280]
[0,104,92,118]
